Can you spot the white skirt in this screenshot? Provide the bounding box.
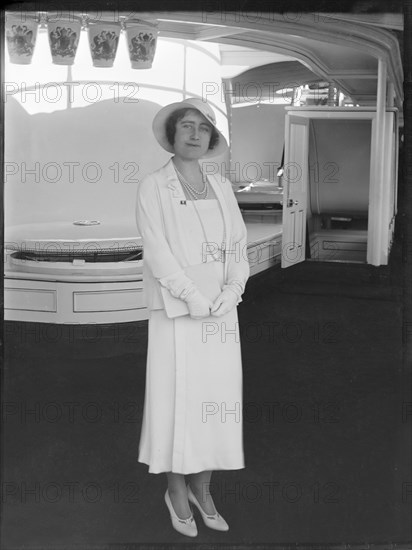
[138,297,245,474]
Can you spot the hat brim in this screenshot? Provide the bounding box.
[152,100,228,158]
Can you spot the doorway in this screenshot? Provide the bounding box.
[306,118,371,263]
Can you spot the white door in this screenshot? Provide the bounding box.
[281,115,309,268]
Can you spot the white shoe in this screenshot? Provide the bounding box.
[164,489,198,537]
[187,484,229,531]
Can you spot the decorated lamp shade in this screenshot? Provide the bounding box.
[125,21,158,69]
[87,21,121,67]
[47,15,82,65]
[6,13,38,64]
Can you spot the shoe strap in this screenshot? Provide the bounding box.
[180,515,194,523]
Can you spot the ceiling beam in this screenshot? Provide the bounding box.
[328,70,378,79]
[316,12,403,31]
[195,26,245,41]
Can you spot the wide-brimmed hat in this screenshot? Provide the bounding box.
[152,97,228,158]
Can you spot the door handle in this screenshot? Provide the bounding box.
[287,199,298,207]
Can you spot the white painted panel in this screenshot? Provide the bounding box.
[5,288,57,312]
[73,289,145,313]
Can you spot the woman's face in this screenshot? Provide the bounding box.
[172,109,213,160]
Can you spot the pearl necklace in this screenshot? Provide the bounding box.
[172,161,226,262]
[173,162,209,200]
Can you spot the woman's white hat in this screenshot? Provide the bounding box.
[152,97,228,158]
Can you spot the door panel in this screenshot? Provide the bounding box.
[282,115,309,268]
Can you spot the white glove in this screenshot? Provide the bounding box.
[185,287,213,319]
[159,269,217,319]
[210,287,238,317]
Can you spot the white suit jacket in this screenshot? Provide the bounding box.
[135,158,250,311]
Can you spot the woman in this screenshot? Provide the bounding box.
[135,97,250,537]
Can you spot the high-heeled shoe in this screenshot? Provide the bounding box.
[164,489,198,537]
[187,484,229,531]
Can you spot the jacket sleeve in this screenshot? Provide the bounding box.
[135,174,196,299]
[220,176,250,303]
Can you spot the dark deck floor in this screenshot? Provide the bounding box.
[1,241,411,549]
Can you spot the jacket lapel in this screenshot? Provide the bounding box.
[161,158,232,277]
[163,158,185,198]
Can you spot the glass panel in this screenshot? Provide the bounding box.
[68,85,183,109]
[185,41,221,97]
[185,41,228,140]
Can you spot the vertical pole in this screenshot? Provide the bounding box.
[66,65,72,110]
[388,81,395,108]
[402,1,412,393]
[385,81,396,256]
[335,88,340,107]
[222,77,233,181]
[400,1,412,530]
[0,11,4,348]
[367,57,387,265]
[327,82,334,106]
[183,43,187,99]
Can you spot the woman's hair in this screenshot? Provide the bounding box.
[165,108,220,151]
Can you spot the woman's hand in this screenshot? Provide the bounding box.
[210,288,238,317]
[185,288,213,319]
